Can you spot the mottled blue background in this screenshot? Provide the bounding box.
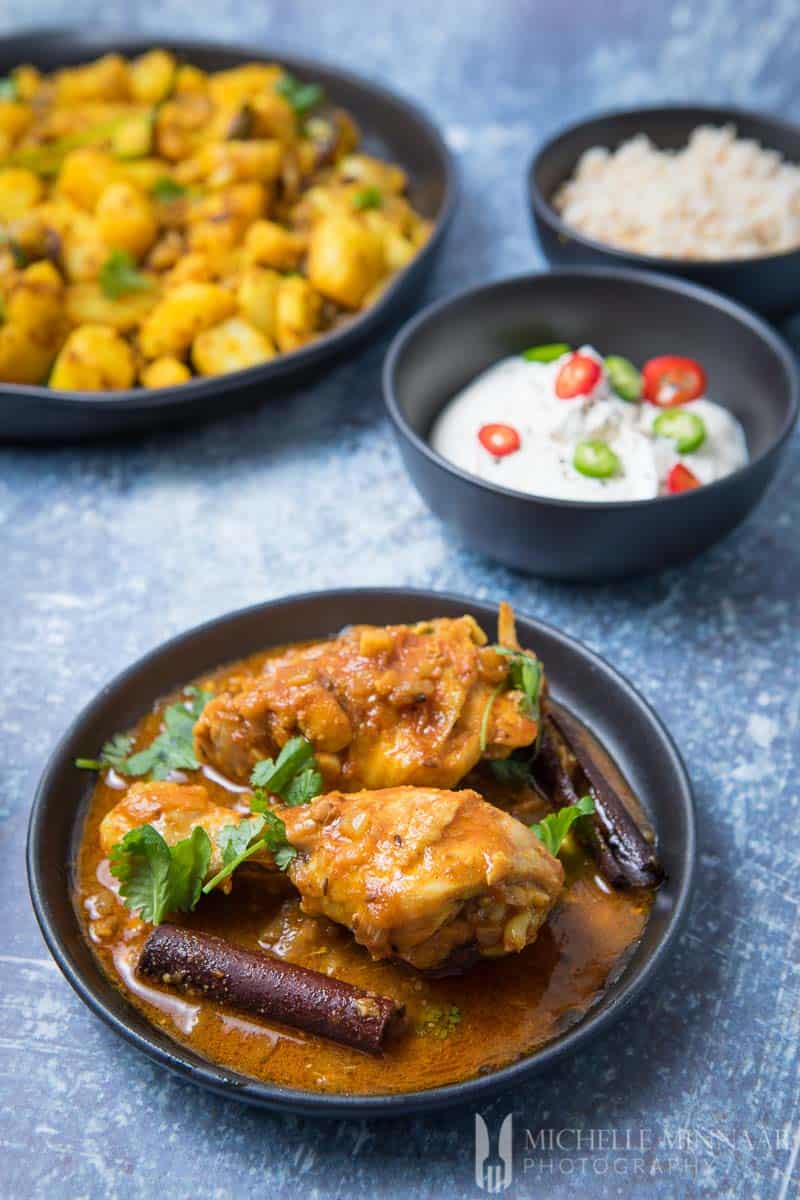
[1,2,799,1197]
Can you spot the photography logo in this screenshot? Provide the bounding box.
[475,1114,513,1192]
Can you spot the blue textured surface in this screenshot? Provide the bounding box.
[1,2,799,1197]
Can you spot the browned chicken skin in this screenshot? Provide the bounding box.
[283,786,563,971]
[100,781,564,973]
[194,613,540,791]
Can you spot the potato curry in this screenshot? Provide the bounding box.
[0,50,431,390]
[75,605,660,1094]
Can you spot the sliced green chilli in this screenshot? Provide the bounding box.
[522,342,571,363]
[574,439,621,479]
[604,354,643,402]
[653,409,706,453]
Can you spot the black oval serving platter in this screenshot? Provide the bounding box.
[0,31,456,442]
[529,104,800,317]
[28,587,695,1117]
[385,268,798,580]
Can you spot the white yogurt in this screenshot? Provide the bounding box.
[430,346,748,502]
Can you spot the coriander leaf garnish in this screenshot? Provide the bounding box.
[151,176,187,201]
[353,186,383,211]
[75,686,212,780]
[284,765,324,806]
[218,814,267,867]
[494,647,543,722]
[110,823,211,924]
[74,732,134,773]
[275,72,324,117]
[0,76,18,101]
[531,796,595,857]
[479,646,544,753]
[167,825,213,911]
[203,810,296,894]
[249,737,323,806]
[99,249,153,300]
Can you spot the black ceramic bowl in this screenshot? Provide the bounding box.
[27,587,695,1117]
[529,104,800,317]
[0,31,455,442]
[385,269,798,580]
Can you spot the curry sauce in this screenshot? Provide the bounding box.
[74,645,653,1095]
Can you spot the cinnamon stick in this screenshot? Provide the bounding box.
[138,925,405,1054]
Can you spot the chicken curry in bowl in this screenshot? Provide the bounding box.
[73,604,662,1095]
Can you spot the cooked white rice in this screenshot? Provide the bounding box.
[553,124,800,260]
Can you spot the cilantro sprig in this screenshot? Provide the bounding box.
[151,176,187,202]
[75,687,212,780]
[199,738,320,893]
[531,796,595,857]
[75,732,134,773]
[202,809,296,894]
[110,823,211,924]
[353,186,383,211]
[479,646,544,752]
[99,249,153,300]
[494,647,543,721]
[201,737,323,892]
[249,736,323,807]
[275,72,324,117]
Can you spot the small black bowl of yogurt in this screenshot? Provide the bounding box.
[384,268,797,580]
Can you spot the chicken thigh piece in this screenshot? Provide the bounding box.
[99,782,564,973]
[194,613,541,791]
[280,786,564,972]
[99,781,246,876]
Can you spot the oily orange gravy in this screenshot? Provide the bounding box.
[75,643,653,1095]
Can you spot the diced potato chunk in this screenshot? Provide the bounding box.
[306,215,384,308]
[57,148,119,211]
[244,220,306,270]
[0,168,43,221]
[248,92,297,143]
[188,140,283,187]
[208,64,283,109]
[13,65,41,102]
[61,212,108,283]
[275,276,322,352]
[192,315,275,375]
[0,258,66,382]
[7,261,64,335]
[140,356,192,388]
[54,54,130,105]
[138,282,236,359]
[116,157,168,192]
[173,64,208,95]
[163,252,214,287]
[236,265,281,336]
[0,323,59,385]
[50,324,135,391]
[129,50,176,104]
[65,282,157,332]
[111,113,154,160]
[0,100,33,143]
[186,184,267,257]
[338,153,407,194]
[96,182,158,260]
